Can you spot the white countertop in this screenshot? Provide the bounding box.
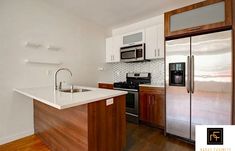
[14,86,127,110]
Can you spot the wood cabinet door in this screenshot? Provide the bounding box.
[151,94,165,128]
[164,0,232,39]
[139,93,148,122]
[139,87,165,128]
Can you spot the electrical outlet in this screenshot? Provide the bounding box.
[106,98,114,106]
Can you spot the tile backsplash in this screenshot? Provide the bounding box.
[112,59,164,86]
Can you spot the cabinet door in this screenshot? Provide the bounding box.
[145,26,158,60]
[105,37,113,63]
[139,93,148,122]
[152,94,165,128]
[122,30,145,47]
[165,0,232,39]
[157,24,164,58]
[145,25,164,59]
[112,36,121,62]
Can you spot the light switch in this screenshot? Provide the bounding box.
[106,98,114,106]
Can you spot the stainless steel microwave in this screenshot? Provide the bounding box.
[120,43,145,62]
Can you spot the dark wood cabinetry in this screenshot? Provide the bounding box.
[34,95,126,151]
[98,83,113,89]
[165,0,232,39]
[139,86,165,128]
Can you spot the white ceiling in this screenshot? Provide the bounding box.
[47,0,204,28]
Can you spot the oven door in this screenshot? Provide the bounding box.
[113,88,139,115]
[126,90,139,115]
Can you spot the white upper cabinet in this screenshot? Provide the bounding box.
[121,30,145,47]
[157,23,164,59]
[105,36,121,63]
[145,24,164,59]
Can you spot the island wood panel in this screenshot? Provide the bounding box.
[34,100,88,151]
[33,95,126,151]
[164,0,232,39]
[88,95,126,151]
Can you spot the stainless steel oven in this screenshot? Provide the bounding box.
[120,43,145,62]
[114,88,139,123]
[113,72,151,124]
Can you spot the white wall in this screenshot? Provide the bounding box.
[0,0,110,144]
[112,14,164,36]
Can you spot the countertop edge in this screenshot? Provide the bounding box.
[13,88,127,110]
[139,84,165,88]
[14,88,62,109]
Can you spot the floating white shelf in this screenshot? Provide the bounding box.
[25,41,42,48]
[47,45,61,51]
[24,59,62,65]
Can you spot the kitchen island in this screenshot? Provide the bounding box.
[14,86,127,151]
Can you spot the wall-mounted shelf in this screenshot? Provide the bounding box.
[24,59,62,65]
[25,41,42,48]
[47,45,61,51]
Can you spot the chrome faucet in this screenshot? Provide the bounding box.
[54,68,72,90]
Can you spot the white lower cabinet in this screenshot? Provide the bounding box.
[105,36,121,63]
[145,24,164,59]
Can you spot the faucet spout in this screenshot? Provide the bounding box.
[54,68,73,90]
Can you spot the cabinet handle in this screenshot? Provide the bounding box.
[158,49,160,56]
[113,55,115,61]
[154,49,157,57]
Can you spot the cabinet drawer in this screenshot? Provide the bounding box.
[98,83,114,89]
[139,86,165,94]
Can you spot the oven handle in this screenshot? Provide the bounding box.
[113,87,138,92]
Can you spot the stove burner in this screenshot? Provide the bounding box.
[113,72,151,90]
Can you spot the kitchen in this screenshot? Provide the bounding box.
[0,0,234,151]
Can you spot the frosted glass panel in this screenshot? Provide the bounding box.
[170,2,225,32]
[123,32,142,45]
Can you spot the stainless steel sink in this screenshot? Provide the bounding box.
[59,88,91,93]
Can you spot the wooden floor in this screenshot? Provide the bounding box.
[0,123,194,151]
[125,123,194,151]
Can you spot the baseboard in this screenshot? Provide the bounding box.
[0,129,34,145]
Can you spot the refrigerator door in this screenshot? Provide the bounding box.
[166,37,191,139]
[191,30,232,140]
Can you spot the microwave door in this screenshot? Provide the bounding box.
[136,48,144,61]
[121,49,136,62]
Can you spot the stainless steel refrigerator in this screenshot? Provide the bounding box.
[165,30,232,141]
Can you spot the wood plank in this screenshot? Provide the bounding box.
[0,135,50,151]
[34,100,88,151]
[0,123,195,151]
[88,95,126,151]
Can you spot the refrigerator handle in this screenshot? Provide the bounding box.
[191,55,194,93]
[187,56,190,93]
